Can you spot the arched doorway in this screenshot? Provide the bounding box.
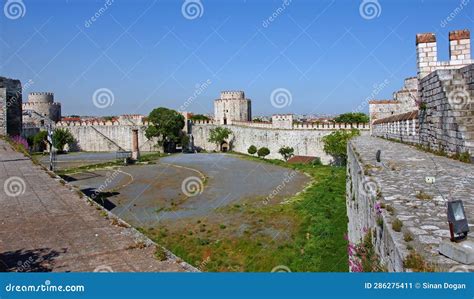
[220,141,229,152]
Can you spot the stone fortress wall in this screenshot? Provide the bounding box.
[370,29,474,158]
[0,77,22,137]
[23,92,61,124]
[55,116,159,152]
[191,118,370,164]
[347,136,474,272]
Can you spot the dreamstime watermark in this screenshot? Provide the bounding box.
[359,0,382,20]
[3,0,26,20]
[263,170,297,205]
[84,0,114,28]
[270,88,292,109]
[447,87,471,110]
[181,176,204,197]
[93,265,114,272]
[360,177,379,199]
[92,88,115,109]
[353,79,390,113]
[178,79,212,113]
[181,0,203,20]
[262,0,292,28]
[3,176,26,197]
[271,265,291,272]
[16,256,44,272]
[440,0,470,28]
[90,170,121,201]
[5,280,85,293]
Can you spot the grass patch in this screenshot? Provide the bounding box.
[392,218,403,232]
[415,190,433,200]
[146,154,349,272]
[404,232,413,242]
[403,251,435,272]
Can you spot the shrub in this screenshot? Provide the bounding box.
[311,157,322,166]
[52,128,75,152]
[33,131,48,152]
[404,232,413,242]
[247,145,257,155]
[392,218,403,232]
[257,147,270,159]
[403,251,434,272]
[278,146,294,161]
[322,129,360,166]
[11,135,29,152]
[154,246,167,261]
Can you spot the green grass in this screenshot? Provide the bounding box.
[146,153,348,272]
[57,160,122,175]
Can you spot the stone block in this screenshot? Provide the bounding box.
[439,239,474,265]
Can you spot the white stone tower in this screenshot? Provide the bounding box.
[23,92,61,126]
[214,91,251,125]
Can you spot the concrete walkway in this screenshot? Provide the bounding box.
[0,140,191,272]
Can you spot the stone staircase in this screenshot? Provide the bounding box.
[90,125,126,152]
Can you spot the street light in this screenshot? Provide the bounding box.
[447,200,469,242]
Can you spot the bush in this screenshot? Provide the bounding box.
[52,128,75,152]
[257,147,270,159]
[33,131,48,152]
[278,146,294,161]
[322,129,360,166]
[392,218,403,232]
[247,145,257,155]
[311,157,322,166]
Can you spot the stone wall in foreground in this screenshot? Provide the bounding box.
[372,64,474,158]
[347,136,474,272]
[192,123,370,164]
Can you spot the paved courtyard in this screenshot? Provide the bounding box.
[0,140,192,272]
[67,153,310,227]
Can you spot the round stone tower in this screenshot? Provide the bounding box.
[23,92,61,124]
[214,91,252,125]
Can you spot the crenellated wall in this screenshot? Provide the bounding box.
[192,122,369,164]
[372,64,474,157]
[55,120,160,152]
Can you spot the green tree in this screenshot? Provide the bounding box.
[190,114,210,121]
[33,131,48,152]
[247,145,257,155]
[334,113,369,123]
[145,107,185,152]
[208,127,232,151]
[278,146,294,161]
[52,128,75,152]
[257,147,270,159]
[322,129,360,166]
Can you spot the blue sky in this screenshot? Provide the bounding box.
[0,0,472,116]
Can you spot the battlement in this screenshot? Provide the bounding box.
[28,92,54,103]
[192,119,370,131]
[220,91,245,100]
[56,119,150,127]
[29,92,54,96]
[416,29,472,79]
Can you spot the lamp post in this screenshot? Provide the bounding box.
[447,200,469,242]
